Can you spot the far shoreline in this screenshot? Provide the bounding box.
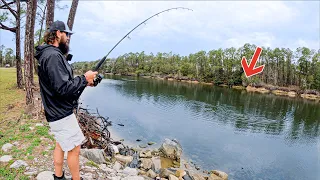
[103,73,320,103]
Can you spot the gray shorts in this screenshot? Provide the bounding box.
[49,113,85,152]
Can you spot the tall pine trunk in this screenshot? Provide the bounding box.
[67,0,79,44]
[15,0,23,89]
[30,0,37,85]
[46,0,55,29]
[24,0,37,105]
[67,0,79,31]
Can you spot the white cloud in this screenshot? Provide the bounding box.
[74,1,300,47]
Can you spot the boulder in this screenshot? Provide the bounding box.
[36,171,54,180]
[175,169,186,178]
[10,160,28,169]
[139,158,153,170]
[168,174,179,180]
[211,170,228,180]
[80,149,107,164]
[115,154,133,164]
[113,161,122,171]
[208,173,223,180]
[158,139,182,161]
[2,143,13,152]
[159,168,175,178]
[151,156,161,172]
[146,169,157,178]
[0,155,12,162]
[123,167,138,176]
[121,176,144,180]
[139,150,152,158]
[190,173,206,180]
[99,164,115,174]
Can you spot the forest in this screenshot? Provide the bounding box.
[1,0,78,105]
[71,44,320,91]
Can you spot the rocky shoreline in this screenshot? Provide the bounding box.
[105,73,320,102]
[76,138,228,180]
[1,122,228,180]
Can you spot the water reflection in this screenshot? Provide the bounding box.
[107,75,320,143]
[81,75,320,180]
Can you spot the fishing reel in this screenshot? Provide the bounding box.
[93,74,104,86]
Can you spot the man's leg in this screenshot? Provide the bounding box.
[67,145,81,180]
[53,142,65,177]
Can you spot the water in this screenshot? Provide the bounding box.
[80,75,320,180]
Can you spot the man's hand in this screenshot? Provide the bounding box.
[84,71,98,86]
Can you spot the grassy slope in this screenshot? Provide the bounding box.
[0,68,54,180]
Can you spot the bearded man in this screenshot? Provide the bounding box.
[35,20,97,180]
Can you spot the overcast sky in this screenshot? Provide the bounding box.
[1,1,319,63]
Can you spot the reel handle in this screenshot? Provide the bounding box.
[93,74,103,86]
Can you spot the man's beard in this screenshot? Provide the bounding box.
[58,41,69,55]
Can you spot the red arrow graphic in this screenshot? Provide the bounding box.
[241,47,265,78]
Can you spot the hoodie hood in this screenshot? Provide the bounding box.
[34,44,60,60]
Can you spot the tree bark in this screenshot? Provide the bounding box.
[15,0,23,89]
[34,4,46,76]
[67,0,79,31]
[67,0,79,43]
[45,0,55,29]
[24,0,37,105]
[30,0,37,85]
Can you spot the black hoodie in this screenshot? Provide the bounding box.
[35,44,88,122]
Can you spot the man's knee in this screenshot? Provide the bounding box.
[68,145,80,156]
[54,157,64,166]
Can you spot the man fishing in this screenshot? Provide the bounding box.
[35,20,97,180]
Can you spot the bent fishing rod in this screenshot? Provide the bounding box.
[92,7,193,86]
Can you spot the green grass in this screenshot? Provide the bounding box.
[36,126,49,136]
[0,68,25,121]
[86,160,99,169]
[0,68,47,179]
[19,124,30,132]
[0,166,29,180]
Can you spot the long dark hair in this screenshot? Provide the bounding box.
[43,30,58,44]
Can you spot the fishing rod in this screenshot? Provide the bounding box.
[92,7,193,86]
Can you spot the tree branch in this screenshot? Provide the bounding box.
[37,4,45,13]
[0,1,15,9]
[0,22,16,33]
[0,0,17,18]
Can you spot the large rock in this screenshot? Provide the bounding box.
[211,170,228,180]
[190,173,206,180]
[151,156,161,172]
[169,174,179,180]
[175,169,186,178]
[0,155,12,162]
[36,171,54,180]
[80,149,107,164]
[139,158,153,170]
[208,173,223,180]
[113,161,122,171]
[2,143,13,152]
[139,150,152,158]
[159,168,175,178]
[121,176,144,180]
[108,177,121,180]
[146,169,157,178]
[158,139,182,161]
[115,154,133,164]
[123,167,138,176]
[24,171,38,176]
[10,160,28,169]
[99,164,116,174]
